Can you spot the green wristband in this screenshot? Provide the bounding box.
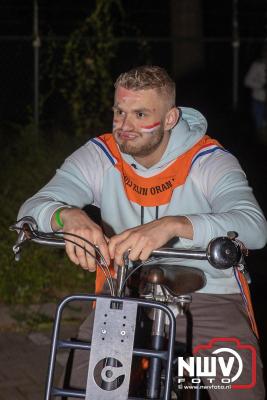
[55,208,65,228]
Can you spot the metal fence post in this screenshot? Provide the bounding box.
[33,0,40,134]
[232,0,240,110]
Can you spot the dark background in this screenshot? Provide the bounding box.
[1,0,266,125]
[1,0,267,391]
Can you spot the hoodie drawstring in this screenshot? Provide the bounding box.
[141,206,144,225]
[155,206,159,220]
[140,205,159,224]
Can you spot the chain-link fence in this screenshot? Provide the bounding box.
[0,35,266,132]
[0,35,169,132]
[0,0,266,133]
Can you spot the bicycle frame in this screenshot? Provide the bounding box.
[45,294,176,400]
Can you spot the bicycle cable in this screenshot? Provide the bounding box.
[59,236,115,296]
[118,257,169,297]
[54,230,115,295]
[15,227,115,296]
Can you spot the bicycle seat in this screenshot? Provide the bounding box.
[140,265,206,296]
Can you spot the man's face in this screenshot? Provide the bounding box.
[112,86,169,158]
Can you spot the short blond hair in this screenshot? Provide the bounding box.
[114,65,176,108]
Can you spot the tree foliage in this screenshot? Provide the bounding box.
[60,0,123,136]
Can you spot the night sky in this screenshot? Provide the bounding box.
[0,1,266,37]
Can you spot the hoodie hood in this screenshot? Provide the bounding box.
[121,107,208,171]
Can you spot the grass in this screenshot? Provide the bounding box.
[0,123,95,306]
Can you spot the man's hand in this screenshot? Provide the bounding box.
[52,208,110,272]
[108,216,193,266]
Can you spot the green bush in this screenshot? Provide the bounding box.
[0,124,94,305]
[58,0,123,137]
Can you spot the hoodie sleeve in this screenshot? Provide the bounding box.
[17,142,105,232]
[185,150,267,249]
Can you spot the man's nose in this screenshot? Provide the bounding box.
[120,114,134,131]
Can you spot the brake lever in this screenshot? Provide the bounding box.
[9,217,38,261]
[226,231,251,283]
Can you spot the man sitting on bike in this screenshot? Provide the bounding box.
[18,65,267,399]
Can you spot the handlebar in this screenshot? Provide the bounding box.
[10,217,247,269]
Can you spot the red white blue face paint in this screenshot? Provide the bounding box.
[140,121,161,133]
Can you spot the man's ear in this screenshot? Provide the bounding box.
[164,107,179,131]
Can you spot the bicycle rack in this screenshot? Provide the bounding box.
[44,294,176,400]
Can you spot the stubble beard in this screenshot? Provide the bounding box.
[115,126,165,157]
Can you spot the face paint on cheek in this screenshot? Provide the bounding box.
[140,121,161,133]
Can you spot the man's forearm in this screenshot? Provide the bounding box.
[166,215,193,240]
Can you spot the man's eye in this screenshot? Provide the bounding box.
[114,109,124,116]
[136,112,145,118]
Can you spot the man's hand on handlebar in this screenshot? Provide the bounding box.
[50,211,193,270]
[52,208,110,272]
[108,216,193,266]
[11,216,245,271]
